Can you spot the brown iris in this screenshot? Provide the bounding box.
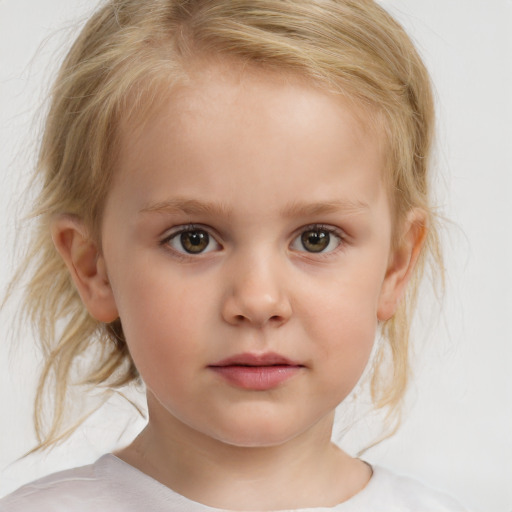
[180,230,210,253]
[301,229,330,252]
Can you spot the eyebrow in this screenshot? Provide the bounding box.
[280,199,369,218]
[139,198,232,217]
[139,197,369,217]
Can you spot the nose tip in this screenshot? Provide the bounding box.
[229,296,291,327]
[221,275,292,328]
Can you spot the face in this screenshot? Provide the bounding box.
[94,63,406,448]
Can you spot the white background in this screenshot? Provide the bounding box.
[0,1,511,511]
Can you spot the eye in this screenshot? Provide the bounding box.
[291,226,342,254]
[164,226,220,255]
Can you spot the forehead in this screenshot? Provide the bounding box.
[121,58,385,149]
[111,60,389,218]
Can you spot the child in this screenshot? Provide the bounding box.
[0,0,469,510]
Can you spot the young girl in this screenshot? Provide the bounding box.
[0,0,469,510]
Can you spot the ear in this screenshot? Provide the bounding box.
[377,208,428,321]
[51,215,119,323]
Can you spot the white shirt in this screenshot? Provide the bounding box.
[0,454,468,511]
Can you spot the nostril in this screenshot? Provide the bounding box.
[221,291,292,327]
[232,313,284,325]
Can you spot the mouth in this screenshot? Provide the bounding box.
[208,352,304,391]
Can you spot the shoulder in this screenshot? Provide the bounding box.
[0,454,197,512]
[348,464,470,512]
[0,455,142,512]
[0,460,100,512]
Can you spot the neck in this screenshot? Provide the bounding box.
[116,393,371,510]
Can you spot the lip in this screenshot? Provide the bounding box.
[208,352,304,391]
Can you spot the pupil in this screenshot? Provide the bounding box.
[302,230,329,252]
[181,230,208,253]
[188,232,202,245]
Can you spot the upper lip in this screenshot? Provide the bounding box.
[209,352,303,367]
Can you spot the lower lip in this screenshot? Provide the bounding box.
[209,365,302,390]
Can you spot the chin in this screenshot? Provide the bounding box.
[206,414,320,449]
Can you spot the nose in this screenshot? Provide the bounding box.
[221,255,292,328]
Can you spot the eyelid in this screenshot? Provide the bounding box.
[160,223,222,255]
[289,224,346,255]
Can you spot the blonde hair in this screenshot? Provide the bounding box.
[15,0,440,450]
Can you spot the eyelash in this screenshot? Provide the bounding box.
[160,223,345,258]
[160,224,220,257]
[291,224,345,257]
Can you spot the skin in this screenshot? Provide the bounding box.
[53,61,426,510]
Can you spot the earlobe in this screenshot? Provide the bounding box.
[377,209,428,321]
[51,216,119,323]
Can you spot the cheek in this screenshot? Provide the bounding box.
[318,301,377,373]
[298,269,382,383]
[109,264,218,379]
